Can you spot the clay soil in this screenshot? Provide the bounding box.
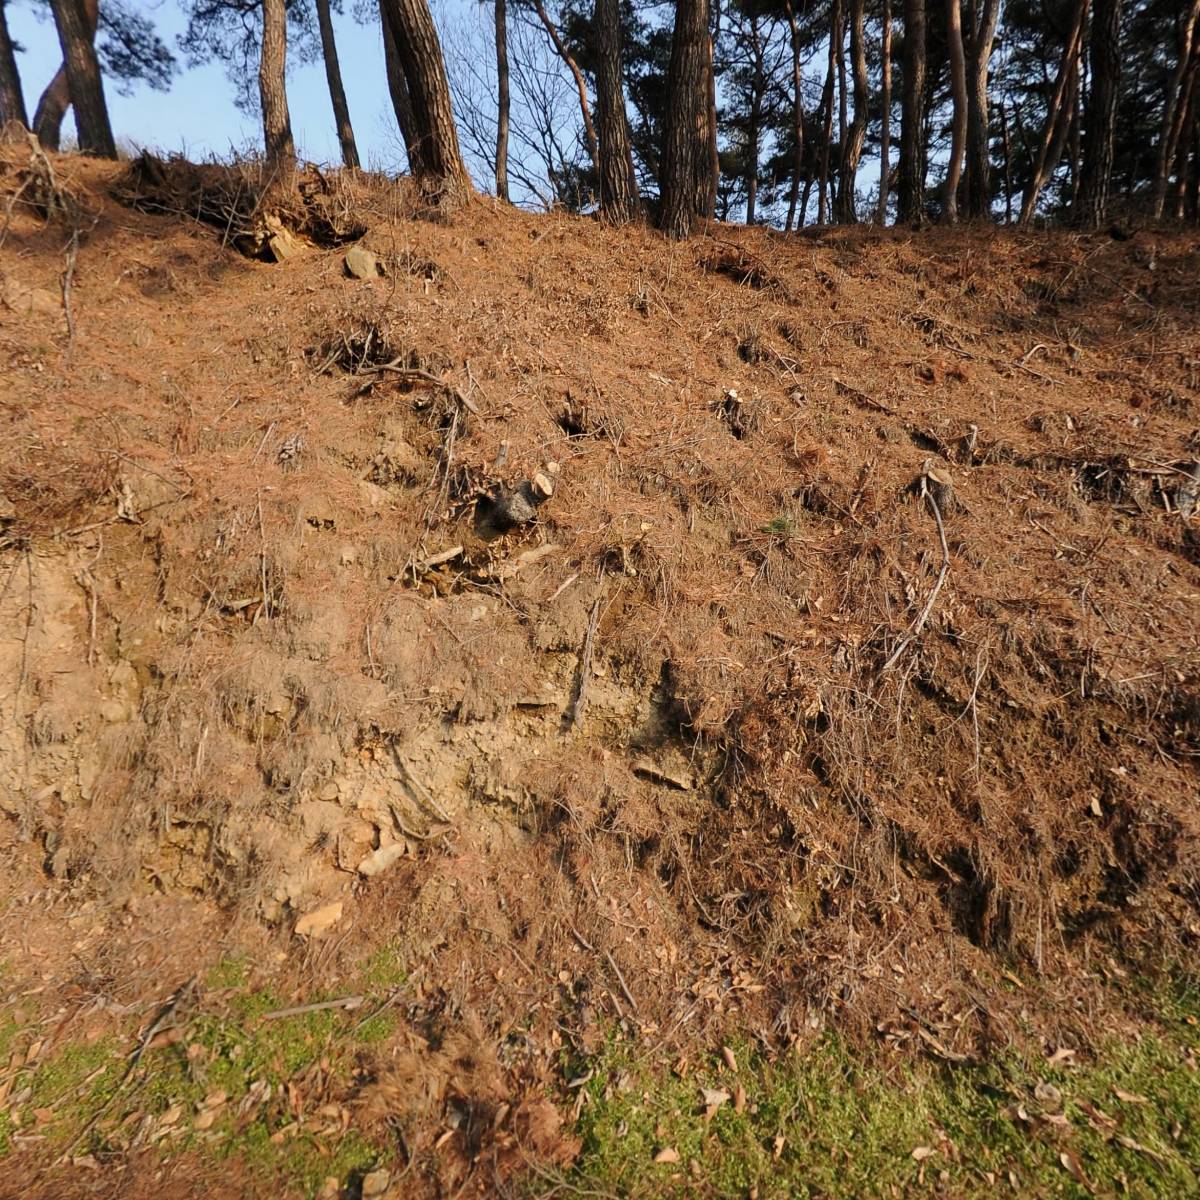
[0,146,1198,1198]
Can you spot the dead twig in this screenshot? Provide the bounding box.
[603,948,640,1016]
[880,485,950,674]
[566,587,603,729]
[261,995,364,1021]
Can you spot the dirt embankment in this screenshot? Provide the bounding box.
[0,147,1198,1196]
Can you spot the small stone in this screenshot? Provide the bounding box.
[357,842,406,878]
[345,246,381,280]
[361,1168,390,1197]
[295,900,344,938]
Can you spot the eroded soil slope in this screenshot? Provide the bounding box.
[0,147,1198,1197]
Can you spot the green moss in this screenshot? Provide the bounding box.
[567,1022,1200,1199]
[361,943,407,991]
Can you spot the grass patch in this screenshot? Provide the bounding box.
[567,1001,1200,1199]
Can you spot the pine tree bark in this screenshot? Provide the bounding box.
[1018,0,1087,224]
[379,0,471,201]
[816,35,835,224]
[259,0,294,175]
[495,0,510,201]
[595,0,639,221]
[658,0,709,238]
[531,0,600,192]
[877,0,893,223]
[942,0,967,221]
[963,0,1001,218]
[315,0,359,169]
[36,0,97,151]
[784,0,806,229]
[746,17,764,224]
[47,0,113,158]
[0,0,27,135]
[898,0,927,222]
[705,27,718,217]
[1076,0,1123,227]
[381,2,420,170]
[1154,0,1200,219]
[835,0,868,222]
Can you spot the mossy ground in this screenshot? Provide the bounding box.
[564,986,1200,1199]
[4,969,1199,1198]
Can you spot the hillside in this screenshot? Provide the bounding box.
[0,145,1198,1199]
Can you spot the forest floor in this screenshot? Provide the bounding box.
[0,144,1198,1199]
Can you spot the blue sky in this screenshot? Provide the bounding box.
[7,0,405,168]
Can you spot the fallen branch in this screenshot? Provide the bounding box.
[603,948,640,1015]
[261,995,365,1021]
[880,484,950,673]
[566,589,603,729]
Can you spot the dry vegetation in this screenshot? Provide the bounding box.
[0,145,1198,1198]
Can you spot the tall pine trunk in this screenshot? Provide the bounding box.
[495,0,510,201]
[0,0,27,134]
[658,0,709,238]
[595,0,639,221]
[942,0,967,221]
[964,0,1001,218]
[898,0,927,222]
[746,17,764,224]
[315,0,359,169]
[531,0,600,193]
[1019,0,1087,224]
[835,0,868,222]
[816,35,835,224]
[1154,0,1200,219]
[1076,0,1123,227]
[784,0,806,230]
[259,0,295,175]
[380,0,471,202]
[48,0,114,158]
[35,0,97,151]
[877,0,893,223]
[381,3,420,169]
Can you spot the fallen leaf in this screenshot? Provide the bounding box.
[911,1146,937,1161]
[700,1088,731,1109]
[1046,1047,1076,1067]
[194,1109,217,1131]
[721,1045,738,1073]
[295,900,344,938]
[1034,1081,1063,1109]
[1059,1150,1091,1190]
[1112,1087,1148,1105]
[772,1133,785,1159]
[654,1147,680,1164]
[733,1083,747,1114]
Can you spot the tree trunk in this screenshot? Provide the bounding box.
[47,0,113,158]
[816,34,835,224]
[658,0,709,238]
[495,0,510,200]
[1076,0,1123,227]
[595,0,639,221]
[877,0,892,223]
[531,0,600,193]
[315,0,359,169]
[1173,53,1200,217]
[898,0,927,222]
[36,0,97,152]
[380,0,471,201]
[1154,0,1200,220]
[963,0,1001,218]
[1018,0,1087,224]
[0,0,27,135]
[942,0,967,221]
[705,27,718,218]
[381,2,420,169]
[1000,98,1012,222]
[746,17,764,224]
[259,0,294,175]
[835,0,868,222]
[784,0,806,230]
